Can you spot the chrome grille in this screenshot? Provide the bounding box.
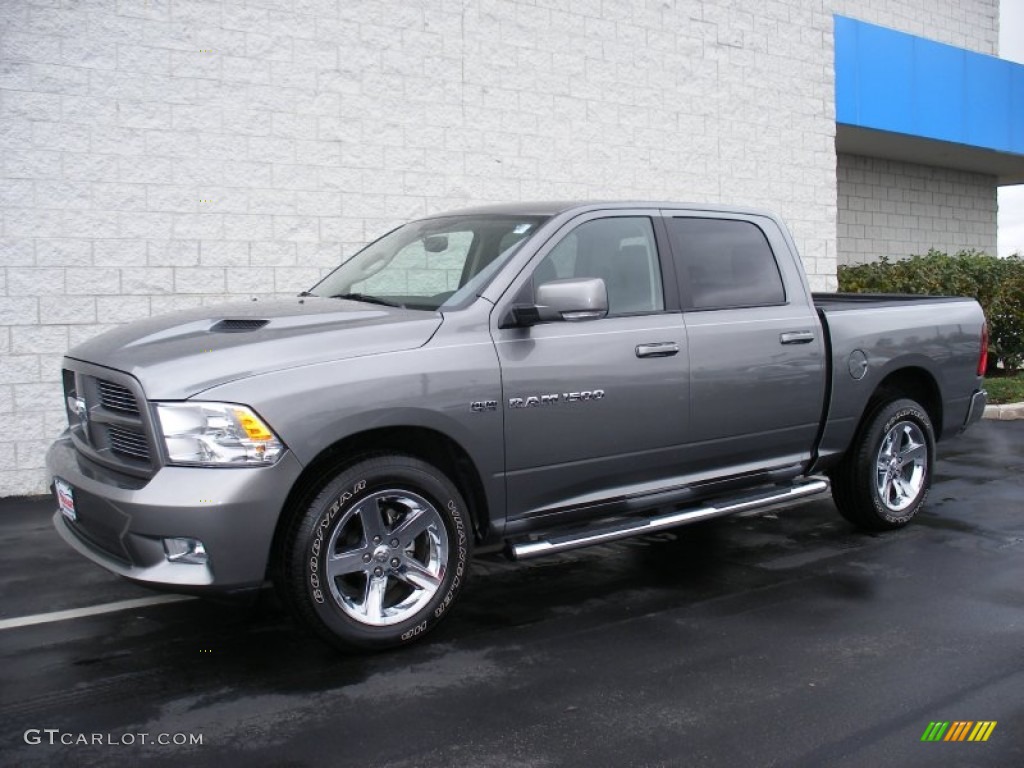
[62,369,76,403]
[62,364,156,477]
[107,426,150,462]
[97,380,139,414]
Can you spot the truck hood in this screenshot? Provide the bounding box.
[66,297,443,399]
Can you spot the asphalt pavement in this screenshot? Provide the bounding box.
[0,421,1022,768]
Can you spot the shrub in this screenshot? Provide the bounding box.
[837,250,1024,373]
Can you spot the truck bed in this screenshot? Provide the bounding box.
[812,292,984,464]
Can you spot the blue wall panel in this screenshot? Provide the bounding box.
[834,15,1024,157]
[1014,66,1024,153]
[834,16,859,125]
[914,40,964,139]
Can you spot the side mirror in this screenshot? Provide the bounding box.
[508,278,608,327]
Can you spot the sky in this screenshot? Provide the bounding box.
[998,0,1024,256]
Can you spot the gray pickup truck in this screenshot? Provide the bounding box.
[47,202,988,650]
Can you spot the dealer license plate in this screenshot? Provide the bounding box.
[55,478,76,522]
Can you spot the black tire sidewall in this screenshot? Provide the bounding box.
[293,456,470,649]
[864,400,935,526]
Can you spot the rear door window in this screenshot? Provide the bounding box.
[666,218,785,310]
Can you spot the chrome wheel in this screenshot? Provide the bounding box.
[324,489,448,627]
[875,420,928,512]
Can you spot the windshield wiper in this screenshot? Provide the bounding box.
[330,292,403,308]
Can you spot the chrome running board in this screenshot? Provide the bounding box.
[508,478,830,560]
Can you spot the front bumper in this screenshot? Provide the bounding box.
[47,432,304,593]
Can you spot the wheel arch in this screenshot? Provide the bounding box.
[864,366,943,441]
[268,425,491,581]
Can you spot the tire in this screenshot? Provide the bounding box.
[278,455,471,651]
[829,397,935,531]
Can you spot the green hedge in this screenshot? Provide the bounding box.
[837,250,1024,373]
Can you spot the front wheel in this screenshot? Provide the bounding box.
[829,398,935,531]
[278,455,471,650]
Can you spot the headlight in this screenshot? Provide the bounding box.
[155,402,285,466]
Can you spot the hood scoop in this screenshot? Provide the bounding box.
[210,318,270,333]
[66,297,444,399]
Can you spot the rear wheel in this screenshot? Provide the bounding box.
[278,455,471,650]
[830,398,935,530]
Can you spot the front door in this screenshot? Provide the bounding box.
[491,211,690,522]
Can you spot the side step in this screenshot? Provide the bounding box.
[507,477,830,560]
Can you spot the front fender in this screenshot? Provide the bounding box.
[196,342,506,530]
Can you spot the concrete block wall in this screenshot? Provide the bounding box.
[0,0,1003,500]
[836,153,998,264]
[1,0,840,496]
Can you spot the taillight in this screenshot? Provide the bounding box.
[977,322,988,377]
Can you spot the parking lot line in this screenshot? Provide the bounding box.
[0,595,194,631]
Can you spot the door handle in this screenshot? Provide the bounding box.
[780,331,815,345]
[636,342,680,358]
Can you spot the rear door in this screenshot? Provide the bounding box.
[491,210,690,522]
[664,212,826,476]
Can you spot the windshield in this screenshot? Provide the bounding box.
[308,214,548,311]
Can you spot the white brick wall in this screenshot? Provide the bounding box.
[0,0,842,496]
[0,0,998,497]
[837,153,998,264]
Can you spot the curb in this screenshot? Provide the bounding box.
[983,401,1024,421]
